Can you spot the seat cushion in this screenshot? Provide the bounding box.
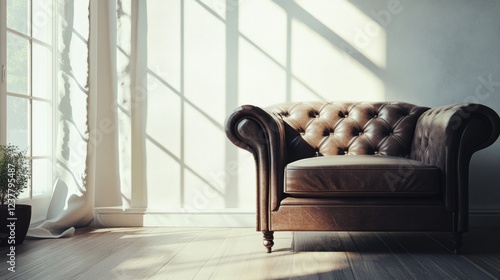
[285,155,440,197]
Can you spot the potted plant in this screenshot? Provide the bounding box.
[0,144,31,246]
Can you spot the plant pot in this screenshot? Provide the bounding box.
[0,204,32,246]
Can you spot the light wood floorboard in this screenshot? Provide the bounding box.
[1,227,499,280]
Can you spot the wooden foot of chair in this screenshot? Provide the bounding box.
[263,231,274,253]
[452,232,463,255]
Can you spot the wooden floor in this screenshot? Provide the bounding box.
[1,227,499,280]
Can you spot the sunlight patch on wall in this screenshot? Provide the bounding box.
[145,75,182,159]
[295,0,387,70]
[183,0,227,209]
[142,0,184,210]
[291,19,384,101]
[239,0,287,66]
[184,0,226,123]
[237,0,288,107]
[184,168,224,210]
[184,103,226,209]
[137,0,392,213]
[291,78,326,101]
[147,0,181,92]
[146,140,182,209]
[143,0,229,210]
[238,37,287,106]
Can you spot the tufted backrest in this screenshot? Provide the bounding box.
[266,101,430,163]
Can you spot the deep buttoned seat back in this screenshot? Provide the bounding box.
[269,102,426,159]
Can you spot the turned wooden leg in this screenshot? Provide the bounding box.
[452,232,463,255]
[263,231,274,253]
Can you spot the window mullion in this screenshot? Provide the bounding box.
[0,0,7,145]
[52,0,57,195]
[29,0,34,199]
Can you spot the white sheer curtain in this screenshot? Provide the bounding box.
[28,0,146,237]
[27,0,92,238]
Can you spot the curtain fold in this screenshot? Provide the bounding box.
[94,0,146,211]
[93,0,123,208]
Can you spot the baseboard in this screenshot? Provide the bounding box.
[94,207,255,227]
[469,210,500,227]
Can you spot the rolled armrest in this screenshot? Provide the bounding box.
[225,105,286,231]
[411,103,500,230]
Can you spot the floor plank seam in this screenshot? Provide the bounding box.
[342,233,361,280]
[388,232,443,280]
[193,228,233,280]
[374,233,418,280]
[423,232,453,254]
[148,228,208,279]
[459,255,499,280]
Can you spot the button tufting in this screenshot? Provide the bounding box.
[265,101,428,160]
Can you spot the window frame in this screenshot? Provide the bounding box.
[0,0,57,223]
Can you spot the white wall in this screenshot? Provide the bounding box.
[95,0,500,226]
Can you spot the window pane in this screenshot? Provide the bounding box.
[33,43,53,99]
[7,0,29,35]
[32,101,52,157]
[7,96,30,152]
[32,0,53,44]
[18,173,30,200]
[32,159,52,197]
[7,32,30,95]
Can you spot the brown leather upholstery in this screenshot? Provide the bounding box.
[285,155,440,197]
[267,102,429,161]
[225,101,500,253]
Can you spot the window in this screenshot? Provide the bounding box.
[1,0,55,217]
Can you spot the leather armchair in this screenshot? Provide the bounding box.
[226,102,500,253]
